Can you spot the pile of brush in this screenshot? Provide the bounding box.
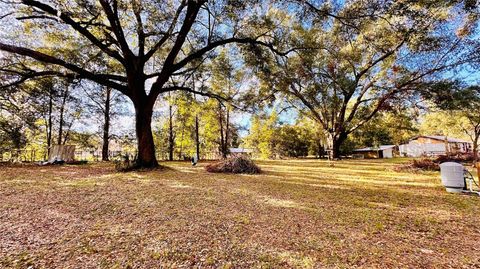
[394,158,440,172]
[205,155,261,174]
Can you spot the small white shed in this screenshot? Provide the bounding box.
[353,145,396,159]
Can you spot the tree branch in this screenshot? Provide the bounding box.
[144,1,187,60]
[0,42,128,93]
[0,70,73,89]
[161,86,233,104]
[98,0,133,59]
[173,37,298,73]
[20,0,125,64]
[131,0,145,57]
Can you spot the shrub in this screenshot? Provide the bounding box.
[205,155,261,174]
[114,154,137,172]
[394,158,439,172]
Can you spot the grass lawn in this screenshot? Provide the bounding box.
[1,159,480,268]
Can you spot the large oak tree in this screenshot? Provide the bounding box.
[0,0,281,167]
[246,0,469,158]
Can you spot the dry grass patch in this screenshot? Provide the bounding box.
[1,159,480,268]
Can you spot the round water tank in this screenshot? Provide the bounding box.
[439,162,465,193]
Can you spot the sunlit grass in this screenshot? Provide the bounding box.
[1,159,479,268]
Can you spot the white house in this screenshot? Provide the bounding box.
[399,135,473,157]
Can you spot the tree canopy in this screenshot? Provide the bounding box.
[0,0,479,163]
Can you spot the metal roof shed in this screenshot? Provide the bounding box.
[353,145,396,159]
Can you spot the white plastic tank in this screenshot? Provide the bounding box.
[439,162,465,193]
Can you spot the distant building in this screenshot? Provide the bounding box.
[399,135,472,157]
[229,148,254,157]
[353,145,396,159]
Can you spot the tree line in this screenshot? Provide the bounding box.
[1,0,480,166]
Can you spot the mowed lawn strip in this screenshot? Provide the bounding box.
[1,159,479,268]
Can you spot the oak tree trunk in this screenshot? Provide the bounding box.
[134,103,158,168]
[329,132,347,160]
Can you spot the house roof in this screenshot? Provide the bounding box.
[229,148,254,153]
[353,145,396,152]
[412,135,470,143]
